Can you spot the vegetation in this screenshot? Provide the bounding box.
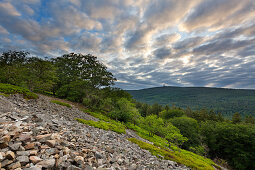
[1,50,255,170]
[128,138,218,170]
[0,83,38,99]
[128,86,255,118]
[76,118,126,134]
[50,100,72,108]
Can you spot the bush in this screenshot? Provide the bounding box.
[110,98,140,123]
[139,115,165,137]
[76,118,126,134]
[50,100,72,108]
[0,83,38,99]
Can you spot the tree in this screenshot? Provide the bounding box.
[232,112,242,124]
[0,51,28,85]
[159,108,184,119]
[139,115,165,137]
[109,98,140,123]
[245,115,255,124]
[164,123,188,148]
[169,117,200,149]
[53,53,116,89]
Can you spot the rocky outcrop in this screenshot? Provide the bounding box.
[0,94,189,170]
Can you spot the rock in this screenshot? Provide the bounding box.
[67,165,82,170]
[24,142,35,150]
[37,159,55,168]
[1,159,13,167]
[74,156,84,165]
[29,150,38,155]
[6,151,15,160]
[0,152,5,161]
[35,134,51,142]
[0,135,11,142]
[95,152,103,159]
[7,161,21,169]
[30,156,43,164]
[17,151,30,156]
[16,155,29,164]
[45,140,56,147]
[18,134,31,142]
[9,142,22,151]
[0,141,8,149]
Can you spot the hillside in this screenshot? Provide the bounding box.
[0,93,210,170]
[127,86,255,117]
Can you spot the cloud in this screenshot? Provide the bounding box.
[182,0,255,31]
[153,47,171,59]
[0,2,21,16]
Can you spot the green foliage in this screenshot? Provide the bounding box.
[50,100,72,108]
[169,117,200,149]
[164,123,188,148]
[139,115,165,137]
[0,83,38,99]
[54,53,116,89]
[128,138,218,170]
[201,121,255,170]
[245,115,255,124]
[159,109,184,119]
[109,98,140,123]
[76,118,126,134]
[232,112,242,124]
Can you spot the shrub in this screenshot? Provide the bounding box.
[139,115,165,137]
[76,118,126,134]
[0,83,38,99]
[51,100,71,108]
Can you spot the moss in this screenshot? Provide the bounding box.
[0,83,38,99]
[128,138,219,170]
[76,118,126,134]
[50,100,72,108]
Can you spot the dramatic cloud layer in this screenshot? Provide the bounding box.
[1,0,255,89]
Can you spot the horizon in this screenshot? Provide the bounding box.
[1,0,255,90]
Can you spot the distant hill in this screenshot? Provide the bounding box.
[127,86,255,118]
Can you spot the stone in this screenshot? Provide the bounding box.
[0,135,11,143]
[17,151,30,156]
[18,134,31,142]
[35,134,51,142]
[74,156,84,165]
[7,161,21,169]
[24,142,35,150]
[1,159,13,167]
[0,152,5,161]
[45,140,56,147]
[95,152,103,159]
[0,141,8,149]
[30,156,43,164]
[16,156,29,164]
[9,142,22,151]
[37,159,55,168]
[30,150,38,155]
[105,146,114,154]
[6,151,15,160]
[67,165,81,170]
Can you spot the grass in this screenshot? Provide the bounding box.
[51,100,72,108]
[128,138,219,170]
[0,83,38,99]
[76,118,126,134]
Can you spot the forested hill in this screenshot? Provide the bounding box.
[127,86,255,117]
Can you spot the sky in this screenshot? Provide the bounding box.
[0,0,255,90]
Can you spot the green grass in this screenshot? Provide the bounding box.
[128,138,219,170]
[76,118,126,134]
[51,100,72,108]
[0,83,38,99]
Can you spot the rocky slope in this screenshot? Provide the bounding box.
[0,94,189,170]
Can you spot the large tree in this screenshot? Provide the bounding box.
[53,53,116,89]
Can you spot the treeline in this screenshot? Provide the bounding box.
[1,51,255,170]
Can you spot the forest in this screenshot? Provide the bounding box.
[0,50,255,170]
[128,86,255,118]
